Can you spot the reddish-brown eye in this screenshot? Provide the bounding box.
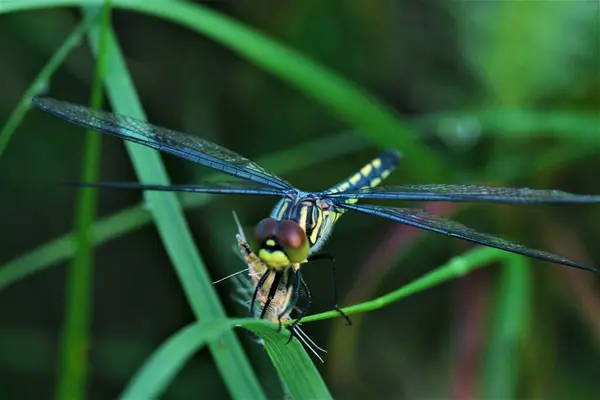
[275,220,307,249]
[253,218,277,244]
[275,220,309,263]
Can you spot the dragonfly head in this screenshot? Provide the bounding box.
[253,217,309,271]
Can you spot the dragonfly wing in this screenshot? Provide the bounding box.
[32,97,293,190]
[340,203,598,272]
[63,180,286,196]
[325,184,600,204]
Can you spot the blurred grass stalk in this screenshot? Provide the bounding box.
[55,4,110,400]
[481,255,530,398]
[0,11,101,159]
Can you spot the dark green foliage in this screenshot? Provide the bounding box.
[0,1,598,399]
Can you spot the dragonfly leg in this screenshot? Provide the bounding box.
[330,259,351,326]
[260,271,282,320]
[251,269,270,318]
[308,252,351,325]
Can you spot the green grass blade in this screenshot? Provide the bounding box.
[300,246,506,324]
[0,11,100,159]
[416,109,600,142]
[244,323,333,400]
[82,10,265,398]
[0,206,148,291]
[129,0,444,181]
[120,321,224,399]
[123,318,330,400]
[481,255,530,398]
[0,0,446,182]
[55,5,110,399]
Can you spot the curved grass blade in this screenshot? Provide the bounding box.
[82,10,265,399]
[299,246,506,324]
[0,0,446,182]
[123,318,330,400]
[121,321,225,399]
[0,10,100,159]
[244,323,333,400]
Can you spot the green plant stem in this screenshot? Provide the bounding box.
[297,246,506,324]
[55,5,110,400]
[0,11,100,159]
[416,109,600,142]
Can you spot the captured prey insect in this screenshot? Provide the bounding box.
[32,96,600,329]
[230,212,326,362]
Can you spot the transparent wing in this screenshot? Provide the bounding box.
[324,184,600,204]
[63,180,287,196]
[340,203,597,272]
[33,97,293,190]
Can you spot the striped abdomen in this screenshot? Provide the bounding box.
[303,149,401,251]
[324,149,401,198]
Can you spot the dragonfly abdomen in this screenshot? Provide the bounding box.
[324,150,401,198]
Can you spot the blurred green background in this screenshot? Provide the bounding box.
[1,1,599,399]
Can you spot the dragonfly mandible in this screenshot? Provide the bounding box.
[32,96,600,329]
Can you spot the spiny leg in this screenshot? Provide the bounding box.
[308,253,351,325]
[260,270,282,320]
[251,269,270,317]
[329,256,351,325]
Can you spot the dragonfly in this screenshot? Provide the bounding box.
[232,212,325,360]
[32,96,600,331]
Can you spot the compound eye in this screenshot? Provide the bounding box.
[253,218,277,245]
[275,220,309,263]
